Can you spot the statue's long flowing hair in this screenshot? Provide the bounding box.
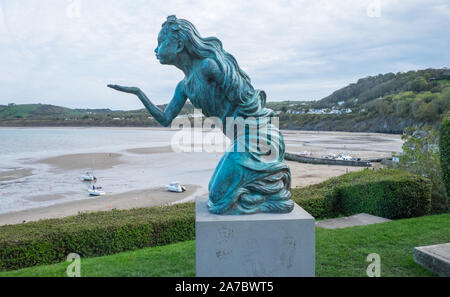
[162,15,255,104]
[162,16,292,215]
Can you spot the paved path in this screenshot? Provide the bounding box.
[316,213,391,229]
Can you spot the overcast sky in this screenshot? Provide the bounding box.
[0,0,449,110]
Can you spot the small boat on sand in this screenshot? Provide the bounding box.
[166,181,186,193]
[88,184,105,196]
[81,170,97,181]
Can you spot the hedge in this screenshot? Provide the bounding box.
[0,168,432,271]
[0,203,195,271]
[292,168,432,219]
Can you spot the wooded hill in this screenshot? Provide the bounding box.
[1,68,449,133]
[270,68,450,133]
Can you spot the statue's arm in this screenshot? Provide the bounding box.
[136,82,187,127]
[107,81,187,127]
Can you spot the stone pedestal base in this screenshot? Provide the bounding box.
[195,196,315,277]
[414,243,450,277]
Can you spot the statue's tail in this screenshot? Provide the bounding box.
[232,167,293,214]
[208,159,293,215]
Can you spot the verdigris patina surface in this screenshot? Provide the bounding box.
[108,15,293,214]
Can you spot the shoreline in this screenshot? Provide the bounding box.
[0,126,404,135]
[0,160,379,226]
[0,128,401,225]
[0,185,202,226]
[0,168,34,182]
[35,152,124,171]
[0,126,179,129]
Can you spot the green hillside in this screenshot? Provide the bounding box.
[271,68,450,133]
[0,103,80,119]
[314,68,450,107]
[0,102,195,127]
[1,68,449,133]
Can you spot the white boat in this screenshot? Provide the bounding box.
[325,153,337,159]
[165,181,186,193]
[81,170,96,181]
[337,153,356,161]
[88,185,105,196]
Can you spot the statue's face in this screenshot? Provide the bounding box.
[154,30,179,65]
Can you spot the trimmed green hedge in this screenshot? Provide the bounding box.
[292,168,432,219]
[0,168,432,271]
[0,203,195,271]
[290,182,338,219]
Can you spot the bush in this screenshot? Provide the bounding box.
[398,126,447,213]
[0,203,195,271]
[292,168,431,219]
[0,169,432,272]
[291,182,338,219]
[338,171,431,218]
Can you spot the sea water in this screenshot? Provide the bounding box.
[0,127,221,214]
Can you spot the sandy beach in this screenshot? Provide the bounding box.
[0,185,200,226]
[0,168,33,182]
[0,128,403,226]
[0,158,378,226]
[0,160,373,225]
[126,145,174,154]
[283,130,402,160]
[36,152,124,170]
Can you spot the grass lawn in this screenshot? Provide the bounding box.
[1,213,448,277]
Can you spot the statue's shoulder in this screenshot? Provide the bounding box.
[200,58,221,81]
[175,79,187,94]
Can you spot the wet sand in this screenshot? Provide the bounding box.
[0,185,200,226]
[0,159,381,225]
[283,130,402,160]
[287,161,383,188]
[0,168,33,182]
[282,130,397,187]
[25,193,69,202]
[1,129,402,225]
[126,146,174,154]
[35,153,123,170]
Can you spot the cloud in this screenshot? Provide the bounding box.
[0,0,449,109]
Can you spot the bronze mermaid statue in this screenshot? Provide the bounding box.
[108,15,294,215]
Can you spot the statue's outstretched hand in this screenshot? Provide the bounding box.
[107,84,140,95]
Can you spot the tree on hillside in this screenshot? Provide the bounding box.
[399,126,447,213]
[409,77,428,92]
[317,68,448,107]
[439,114,449,199]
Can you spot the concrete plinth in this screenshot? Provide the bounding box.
[195,197,315,277]
[414,243,450,277]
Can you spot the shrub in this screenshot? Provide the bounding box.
[0,169,432,271]
[398,126,447,213]
[338,171,431,218]
[291,181,338,219]
[0,203,195,271]
[292,168,431,219]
